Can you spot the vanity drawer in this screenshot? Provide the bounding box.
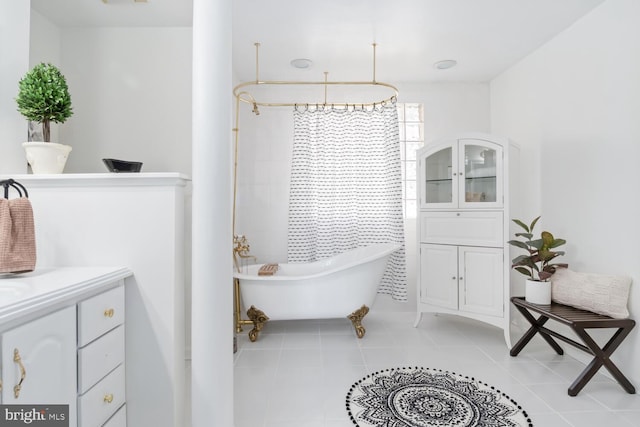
[420,211,503,247]
[103,404,126,427]
[78,285,125,347]
[78,325,125,394]
[78,363,125,427]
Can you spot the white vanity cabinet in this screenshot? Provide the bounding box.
[1,306,77,424]
[77,286,126,427]
[0,267,131,427]
[415,133,518,347]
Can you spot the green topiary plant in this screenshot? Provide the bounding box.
[508,216,568,281]
[15,63,73,142]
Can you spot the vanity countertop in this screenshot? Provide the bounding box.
[0,267,132,327]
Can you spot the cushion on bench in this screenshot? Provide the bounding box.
[551,268,631,319]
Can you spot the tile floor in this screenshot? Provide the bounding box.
[233,311,640,427]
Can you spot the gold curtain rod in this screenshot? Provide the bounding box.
[233,80,398,108]
[232,43,398,108]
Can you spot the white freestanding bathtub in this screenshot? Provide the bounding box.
[234,242,400,340]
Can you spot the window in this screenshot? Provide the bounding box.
[397,103,424,218]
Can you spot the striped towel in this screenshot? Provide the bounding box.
[0,198,36,273]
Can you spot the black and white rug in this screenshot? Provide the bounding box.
[346,367,533,427]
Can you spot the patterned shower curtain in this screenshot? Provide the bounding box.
[287,103,407,301]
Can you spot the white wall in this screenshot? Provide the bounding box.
[0,2,30,174]
[3,13,192,177]
[29,9,62,144]
[399,82,491,142]
[491,0,640,385]
[234,82,490,311]
[29,10,61,66]
[59,27,192,175]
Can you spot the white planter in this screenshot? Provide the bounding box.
[23,142,72,174]
[525,279,551,305]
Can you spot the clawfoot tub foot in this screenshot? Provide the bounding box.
[247,305,269,342]
[348,305,370,339]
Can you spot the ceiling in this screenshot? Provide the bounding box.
[31,0,606,83]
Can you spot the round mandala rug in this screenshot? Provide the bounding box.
[346,367,533,427]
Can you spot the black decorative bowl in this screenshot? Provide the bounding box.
[102,158,143,173]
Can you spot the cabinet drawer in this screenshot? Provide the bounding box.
[420,211,503,247]
[78,285,125,347]
[79,363,125,427]
[103,404,126,427]
[78,325,125,394]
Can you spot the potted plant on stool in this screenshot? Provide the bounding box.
[508,216,568,304]
[16,63,74,174]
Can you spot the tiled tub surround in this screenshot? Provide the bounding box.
[232,311,640,427]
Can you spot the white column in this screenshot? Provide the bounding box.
[191,0,233,426]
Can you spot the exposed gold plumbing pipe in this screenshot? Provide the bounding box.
[232,90,261,335]
[232,91,259,245]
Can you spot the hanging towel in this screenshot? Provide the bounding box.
[0,197,36,273]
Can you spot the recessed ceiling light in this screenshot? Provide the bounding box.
[434,60,457,70]
[290,58,313,69]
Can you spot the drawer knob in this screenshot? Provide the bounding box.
[104,308,115,318]
[104,393,114,404]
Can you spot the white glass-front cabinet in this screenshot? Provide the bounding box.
[420,138,503,209]
[415,134,518,348]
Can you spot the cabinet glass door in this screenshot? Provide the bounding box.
[461,142,501,206]
[423,146,455,205]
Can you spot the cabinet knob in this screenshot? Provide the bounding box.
[452,276,456,280]
[104,393,114,404]
[459,277,463,281]
[104,308,115,318]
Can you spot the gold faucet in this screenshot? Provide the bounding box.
[233,234,256,273]
[233,234,251,257]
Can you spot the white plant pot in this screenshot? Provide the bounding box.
[23,142,72,174]
[525,279,551,305]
